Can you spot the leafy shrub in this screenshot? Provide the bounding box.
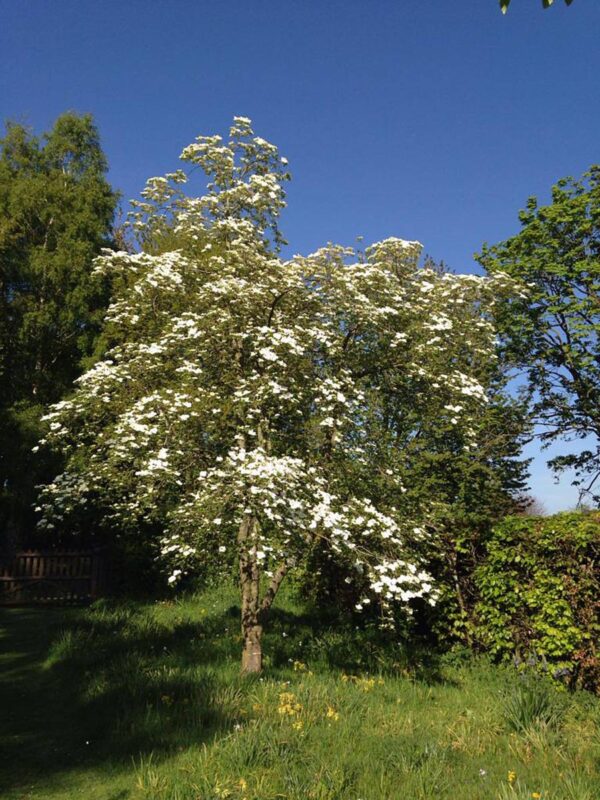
[474,512,600,691]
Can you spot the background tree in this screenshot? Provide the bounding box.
[477,167,600,505]
[0,113,118,545]
[499,0,574,12]
[37,119,521,672]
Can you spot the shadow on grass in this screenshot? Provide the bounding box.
[0,595,445,795]
[263,603,447,684]
[0,604,228,795]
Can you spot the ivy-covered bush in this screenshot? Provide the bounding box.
[474,512,600,691]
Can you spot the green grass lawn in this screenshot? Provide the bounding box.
[1,587,598,800]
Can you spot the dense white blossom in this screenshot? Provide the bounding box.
[36,119,522,637]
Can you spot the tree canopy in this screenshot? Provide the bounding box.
[477,167,600,504]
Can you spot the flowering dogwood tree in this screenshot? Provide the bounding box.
[37,118,520,672]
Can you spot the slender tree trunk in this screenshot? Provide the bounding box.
[241,616,263,673]
[236,416,289,673]
[449,544,473,647]
[238,514,263,673]
[237,512,294,673]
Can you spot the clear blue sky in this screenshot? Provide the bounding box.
[2,0,599,511]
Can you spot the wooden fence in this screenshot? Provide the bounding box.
[0,550,107,605]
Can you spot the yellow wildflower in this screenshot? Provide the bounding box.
[292,719,304,730]
[238,778,248,792]
[341,674,382,691]
[277,692,302,716]
[508,771,516,784]
[326,706,340,721]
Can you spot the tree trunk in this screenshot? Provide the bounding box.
[238,514,263,674]
[449,544,473,647]
[241,619,263,673]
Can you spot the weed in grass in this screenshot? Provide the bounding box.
[560,771,599,800]
[283,765,357,800]
[503,674,566,734]
[133,753,167,798]
[496,780,542,800]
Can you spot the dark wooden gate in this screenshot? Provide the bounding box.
[0,550,106,605]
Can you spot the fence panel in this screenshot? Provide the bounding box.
[0,550,106,605]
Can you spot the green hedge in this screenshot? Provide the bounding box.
[474,512,600,691]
